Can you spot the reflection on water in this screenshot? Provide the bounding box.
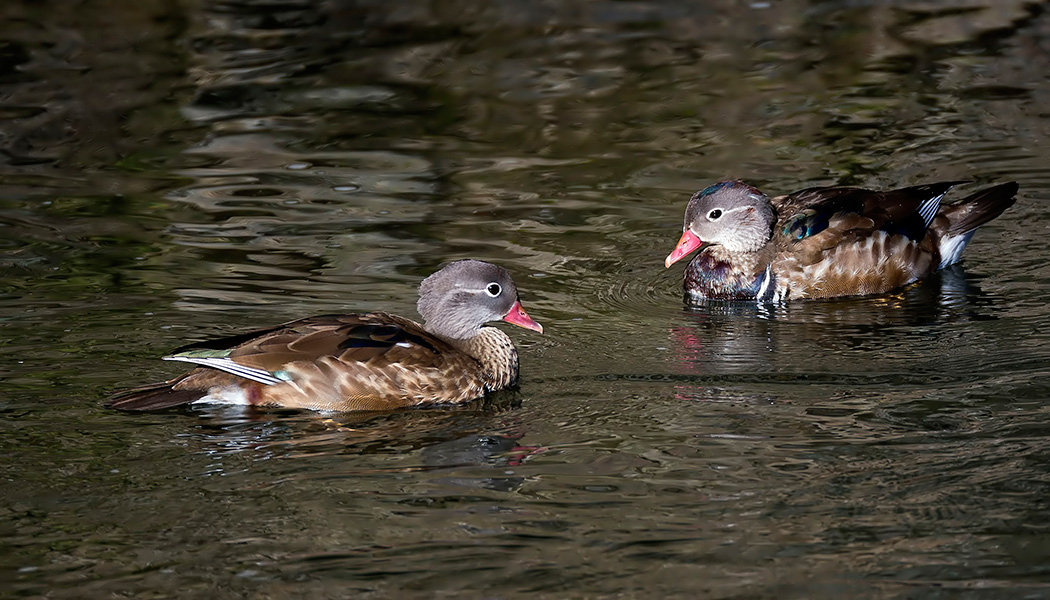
[4,0,1050,598]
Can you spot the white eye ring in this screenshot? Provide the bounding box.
[485,282,502,297]
[708,209,723,220]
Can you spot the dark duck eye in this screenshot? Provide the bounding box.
[485,282,502,297]
[708,209,722,220]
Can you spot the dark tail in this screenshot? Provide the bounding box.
[106,380,200,411]
[943,182,1018,236]
[936,182,1018,268]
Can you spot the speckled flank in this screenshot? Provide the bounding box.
[190,324,520,412]
[775,231,934,300]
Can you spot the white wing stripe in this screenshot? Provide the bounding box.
[918,193,944,228]
[163,356,282,385]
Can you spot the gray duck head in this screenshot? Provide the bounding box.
[417,259,543,340]
[666,181,776,267]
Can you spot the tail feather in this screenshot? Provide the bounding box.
[937,182,1017,268]
[943,182,1018,237]
[106,381,201,411]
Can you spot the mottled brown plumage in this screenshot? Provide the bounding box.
[108,260,543,412]
[665,180,1018,302]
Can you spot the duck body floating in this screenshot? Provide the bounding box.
[665,180,1018,303]
[108,260,543,412]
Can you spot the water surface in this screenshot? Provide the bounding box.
[4,0,1050,598]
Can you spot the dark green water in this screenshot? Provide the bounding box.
[4,1,1050,598]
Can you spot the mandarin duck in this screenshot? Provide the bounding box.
[664,180,1018,302]
[108,260,543,411]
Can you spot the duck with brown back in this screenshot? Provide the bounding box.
[665,180,1018,303]
[107,260,543,412]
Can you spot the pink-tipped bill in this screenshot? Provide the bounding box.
[664,230,705,268]
[503,301,543,334]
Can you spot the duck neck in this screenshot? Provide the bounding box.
[445,326,519,391]
[685,244,778,301]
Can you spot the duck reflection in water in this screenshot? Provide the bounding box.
[666,264,1003,405]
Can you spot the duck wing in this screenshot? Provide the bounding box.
[108,313,485,411]
[166,313,455,380]
[777,182,963,243]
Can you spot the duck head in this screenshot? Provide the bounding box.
[665,181,776,267]
[417,259,543,340]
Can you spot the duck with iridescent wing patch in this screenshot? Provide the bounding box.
[107,260,543,412]
[664,180,1018,303]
